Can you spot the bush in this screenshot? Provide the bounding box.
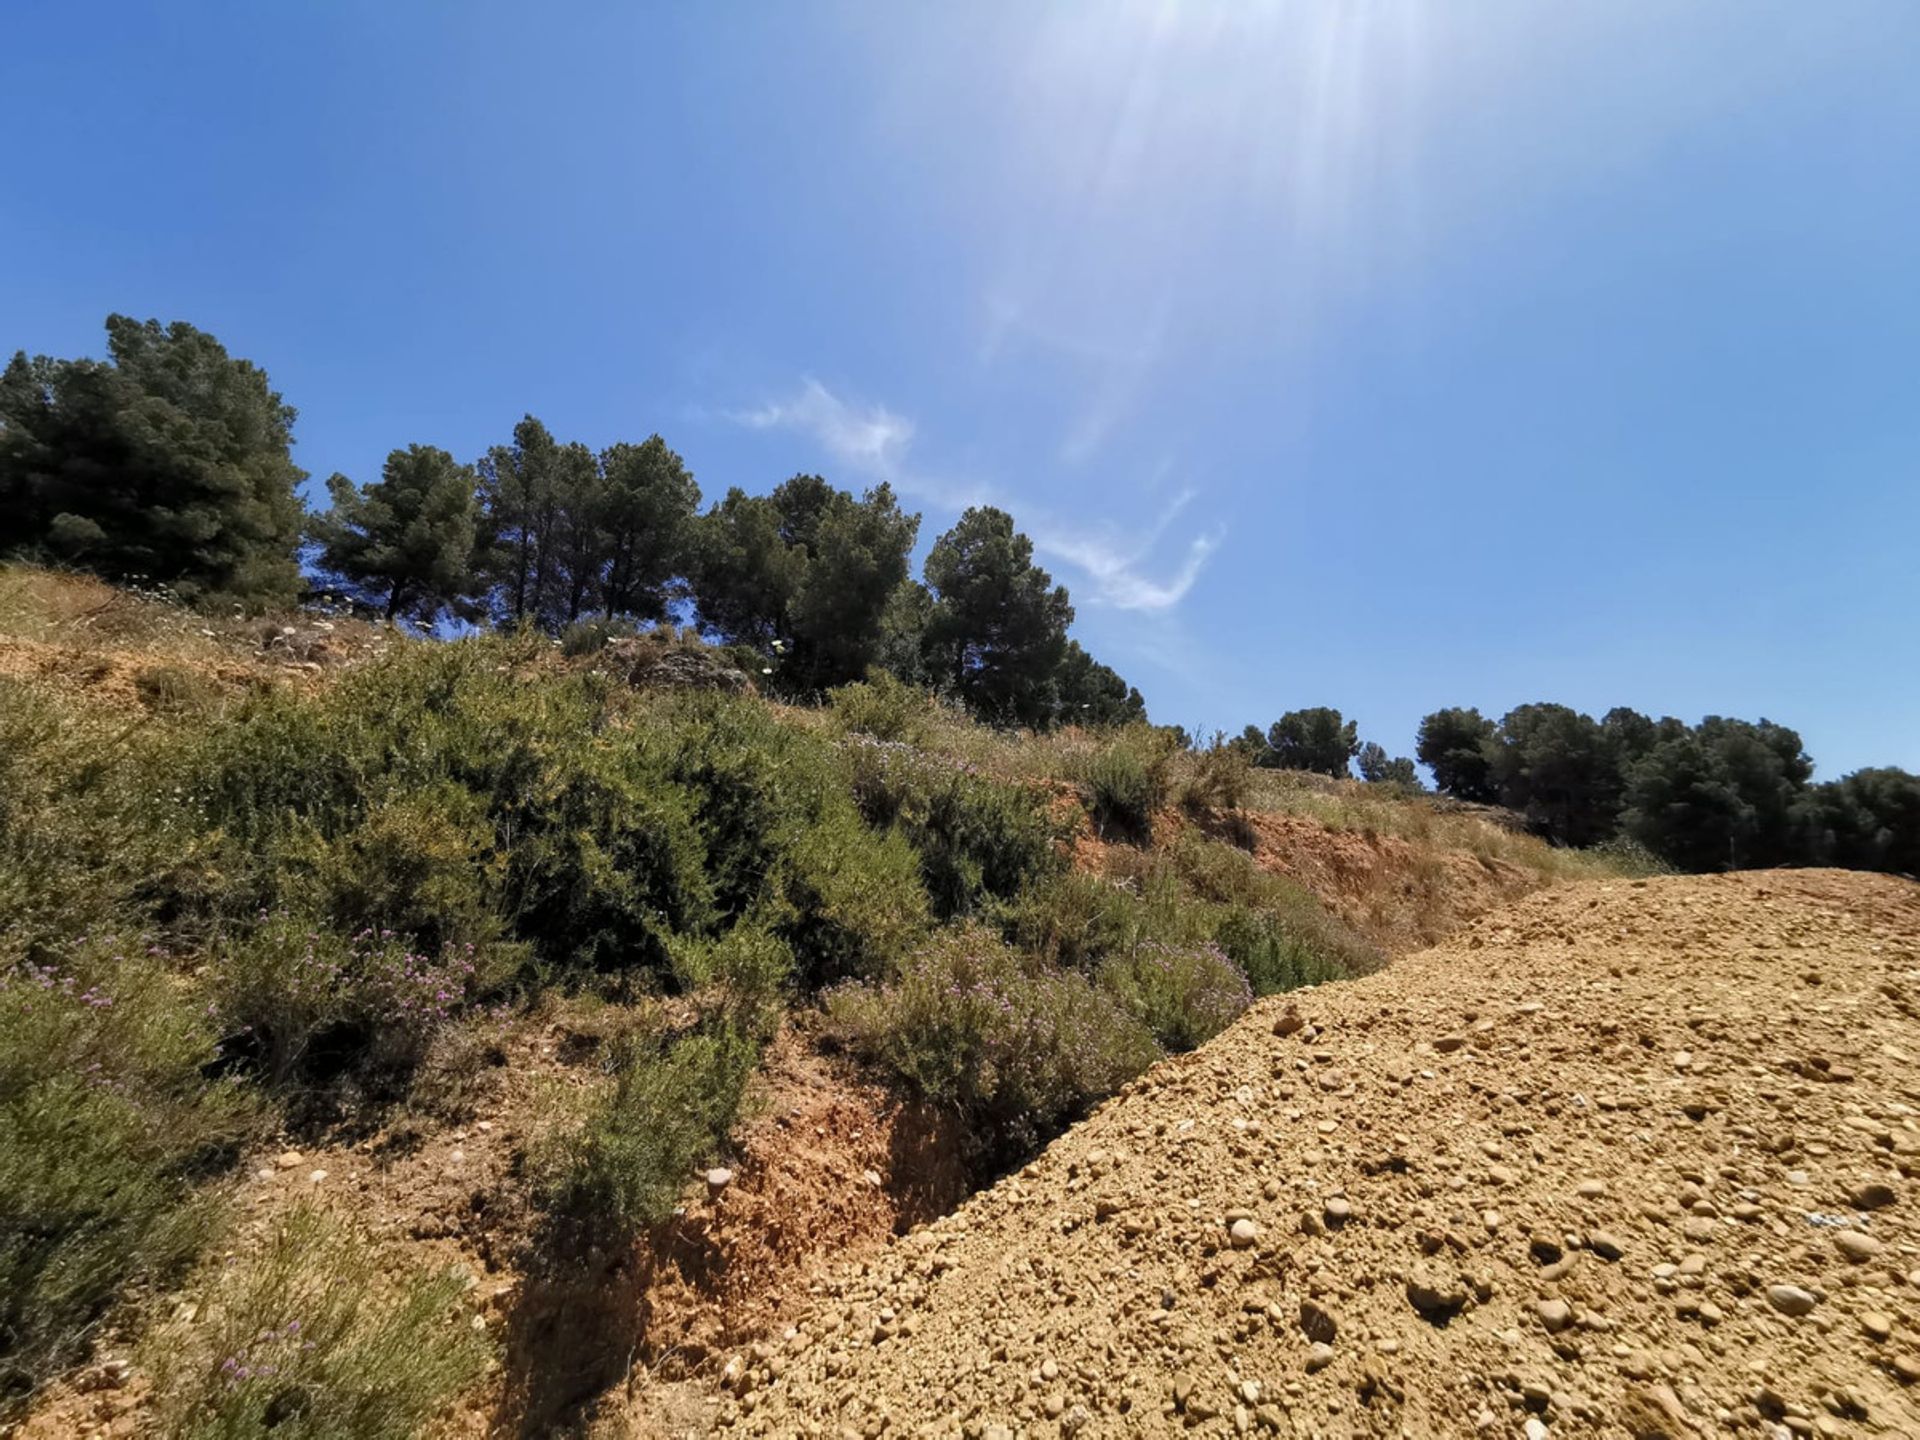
[825,926,1158,1165]
[1083,728,1176,841]
[1178,735,1252,814]
[847,741,1063,920]
[211,913,506,1091]
[152,1205,489,1440]
[653,694,928,984]
[534,1019,759,1236]
[828,671,937,745]
[1097,942,1251,1052]
[134,663,224,716]
[559,616,640,658]
[1211,905,1363,995]
[0,941,250,1410]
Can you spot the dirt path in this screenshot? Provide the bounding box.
[727,871,1920,1437]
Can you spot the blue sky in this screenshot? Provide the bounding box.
[4,1,1917,774]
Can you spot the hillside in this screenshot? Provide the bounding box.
[730,871,1920,1438]
[0,566,1713,1438]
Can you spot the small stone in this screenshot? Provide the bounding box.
[307,1168,327,1184]
[275,1150,303,1169]
[1862,1311,1893,1342]
[1834,1231,1884,1263]
[707,1167,734,1192]
[1406,1268,1469,1324]
[1535,1299,1574,1334]
[1850,1182,1897,1210]
[1765,1284,1818,1317]
[1524,1419,1549,1440]
[1306,1343,1336,1372]
[1889,1354,1920,1384]
[1575,1180,1607,1199]
[1229,1217,1260,1248]
[1323,1197,1352,1227]
[1433,1034,1467,1054]
[1299,1300,1337,1344]
[1587,1230,1625,1261]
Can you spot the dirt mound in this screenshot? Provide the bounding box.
[728,871,1920,1437]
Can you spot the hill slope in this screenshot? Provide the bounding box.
[729,871,1920,1437]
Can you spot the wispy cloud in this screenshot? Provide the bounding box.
[732,379,915,476]
[730,378,1220,613]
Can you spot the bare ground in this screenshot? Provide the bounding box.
[725,870,1920,1438]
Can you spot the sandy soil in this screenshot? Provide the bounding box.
[728,871,1920,1438]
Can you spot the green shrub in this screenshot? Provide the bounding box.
[1083,728,1176,841]
[1211,903,1373,994]
[825,926,1158,1165]
[211,913,508,1091]
[0,941,250,1409]
[534,1019,759,1236]
[847,740,1062,920]
[134,662,224,716]
[1178,735,1253,814]
[827,671,937,745]
[152,1205,489,1440]
[559,616,640,658]
[1097,942,1252,1051]
[653,694,929,983]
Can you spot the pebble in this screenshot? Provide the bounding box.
[1524,1419,1549,1440]
[1323,1197,1352,1227]
[707,1167,734,1192]
[1832,1230,1883,1263]
[1850,1182,1897,1210]
[1576,1180,1607,1199]
[1862,1312,1893,1342]
[1305,1343,1336,1373]
[1765,1285,1819,1317]
[1587,1230,1626,1261]
[1535,1299,1574,1334]
[307,1168,327,1184]
[275,1150,303,1169]
[1229,1218,1259,1249]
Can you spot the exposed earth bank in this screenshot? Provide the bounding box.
[728,870,1920,1437]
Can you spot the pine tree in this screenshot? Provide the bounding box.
[0,316,305,606]
[310,445,482,624]
[923,507,1073,728]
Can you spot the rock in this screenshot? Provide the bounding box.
[1765,1285,1818,1317]
[707,1167,735,1192]
[1406,1268,1469,1324]
[1299,1300,1337,1344]
[1323,1197,1352,1227]
[1576,1179,1607,1199]
[1306,1342,1336,1372]
[1535,1299,1575,1334]
[1850,1181,1897,1210]
[1587,1230,1626,1261]
[608,640,751,694]
[1862,1311,1893,1342]
[1833,1230,1883,1263]
[307,1168,327,1184]
[1273,1007,1304,1037]
[1891,1354,1920,1384]
[1524,1419,1549,1440]
[1229,1218,1259,1249]
[275,1150,303,1169]
[1434,1034,1467,1054]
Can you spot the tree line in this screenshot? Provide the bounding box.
[0,315,1144,729]
[1221,700,1915,877]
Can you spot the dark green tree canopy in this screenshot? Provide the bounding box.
[1486,703,1623,847]
[1054,640,1146,727]
[1622,717,1812,871]
[784,481,920,692]
[1263,708,1359,777]
[0,315,306,605]
[596,435,699,622]
[923,507,1074,729]
[1415,707,1499,803]
[309,445,482,625]
[1357,741,1420,789]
